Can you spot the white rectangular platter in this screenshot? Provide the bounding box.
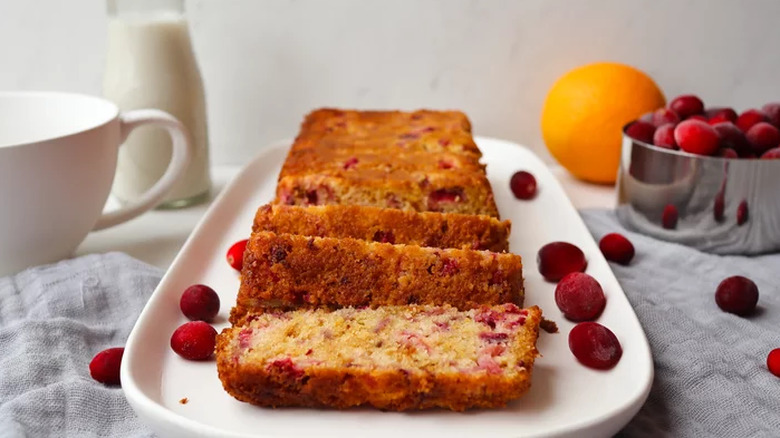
[122,137,653,438]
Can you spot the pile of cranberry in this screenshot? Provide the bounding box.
[625,95,780,159]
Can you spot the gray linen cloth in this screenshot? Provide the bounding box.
[580,209,780,438]
[1,210,779,437]
[0,252,160,438]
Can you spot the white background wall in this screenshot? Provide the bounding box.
[1,0,780,165]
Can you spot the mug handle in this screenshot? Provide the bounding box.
[92,109,192,231]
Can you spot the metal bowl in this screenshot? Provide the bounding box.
[616,127,780,255]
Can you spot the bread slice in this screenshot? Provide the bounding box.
[217,304,542,411]
[274,108,499,217]
[230,231,524,324]
[275,172,499,217]
[253,204,511,252]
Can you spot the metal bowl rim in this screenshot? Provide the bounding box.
[621,122,778,164]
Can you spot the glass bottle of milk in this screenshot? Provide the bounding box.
[104,0,211,208]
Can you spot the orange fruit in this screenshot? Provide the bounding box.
[541,62,665,184]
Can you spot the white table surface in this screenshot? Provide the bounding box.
[76,164,617,270]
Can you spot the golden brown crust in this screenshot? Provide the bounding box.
[216,305,541,411]
[230,231,524,325]
[293,108,479,156]
[274,108,499,217]
[216,361,531,411]
[253,204,511,252]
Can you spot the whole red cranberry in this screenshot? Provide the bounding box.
[509,170,537,200]
[180,284,220,322]
[171,321,218,361]
[708,114,732,125]
[662,204,678,229]
[761,147,780,159]
[717,148,738,158]
[715,276,758,316]
[537,242,587,282]
[687,115,707,122]
[653,123,677,149]
[768,349,780,378]
[651,108,681,127]
[625,121,656,144]
[89,347,124,386]
[761,103,780,128]
[599,233,635,265]
[736,109,767,133]
[675,120,720,156]
[555,272,606,322]
[746,122,780,155]
[669,95,704,119]
[568,322,622,370]
[706,107,738,124]
[713,122,751,156]
[226,239,249,271]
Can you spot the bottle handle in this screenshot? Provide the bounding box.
[92,109,192,231]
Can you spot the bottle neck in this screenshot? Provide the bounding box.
[107,0,185,18]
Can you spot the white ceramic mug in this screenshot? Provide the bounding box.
[0,91,192,276]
